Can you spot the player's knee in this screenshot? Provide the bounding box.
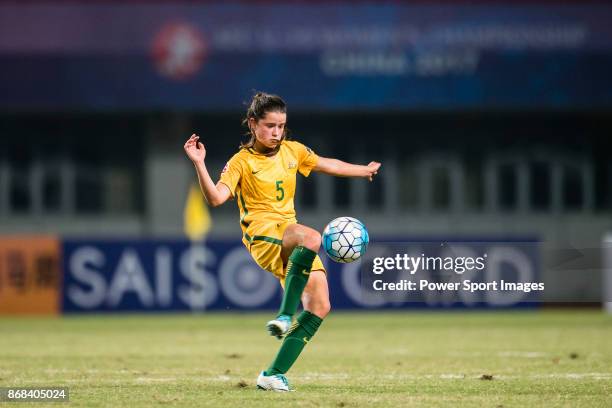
[310,300,331,319]
[321,300,331,317]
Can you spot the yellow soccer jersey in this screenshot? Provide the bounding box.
[218,140,319,232]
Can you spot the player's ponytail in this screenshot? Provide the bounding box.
[240,92,289,149]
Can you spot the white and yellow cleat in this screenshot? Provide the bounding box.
[266,315,292,340]
[256,371,293,392]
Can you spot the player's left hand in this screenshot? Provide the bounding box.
[365,161,381,181]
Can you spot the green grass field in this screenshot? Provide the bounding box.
[1,311,611,407]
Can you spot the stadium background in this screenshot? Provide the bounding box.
[1,2,612,407]
[1,1,611,314]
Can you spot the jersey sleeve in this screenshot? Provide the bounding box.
[218,154,242,197]
[295,141,319,177]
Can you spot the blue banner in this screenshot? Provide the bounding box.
[61,239,540,312]
[62,240,282,312]
[1,3,612,110]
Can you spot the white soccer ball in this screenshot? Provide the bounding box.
[322,217,369,263]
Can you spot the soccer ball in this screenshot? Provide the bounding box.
[321,217,369,263]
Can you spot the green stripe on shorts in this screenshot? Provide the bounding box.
[245,234,282,246]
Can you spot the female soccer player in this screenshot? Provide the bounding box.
[184,92,381,391]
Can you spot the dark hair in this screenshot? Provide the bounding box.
[240,92,288,149]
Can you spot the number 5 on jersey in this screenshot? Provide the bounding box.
[275,180,285,201]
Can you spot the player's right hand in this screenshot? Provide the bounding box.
[365,161,381,181]
[184,134,206,163]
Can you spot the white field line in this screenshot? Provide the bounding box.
[299,372,612,381]
[135,377,178,383]
[3,372,612,384]
[497,351,548,358]
[447,351,549,358]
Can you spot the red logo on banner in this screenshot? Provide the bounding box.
[152,22,207,81]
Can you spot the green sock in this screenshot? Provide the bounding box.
[266,311,323,375]
[278,246,317,317]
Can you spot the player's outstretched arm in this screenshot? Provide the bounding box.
[184,134,231,207]
[314,157,381,181]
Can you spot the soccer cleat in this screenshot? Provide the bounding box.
[266,315,292,339]
[256,371,293,392]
